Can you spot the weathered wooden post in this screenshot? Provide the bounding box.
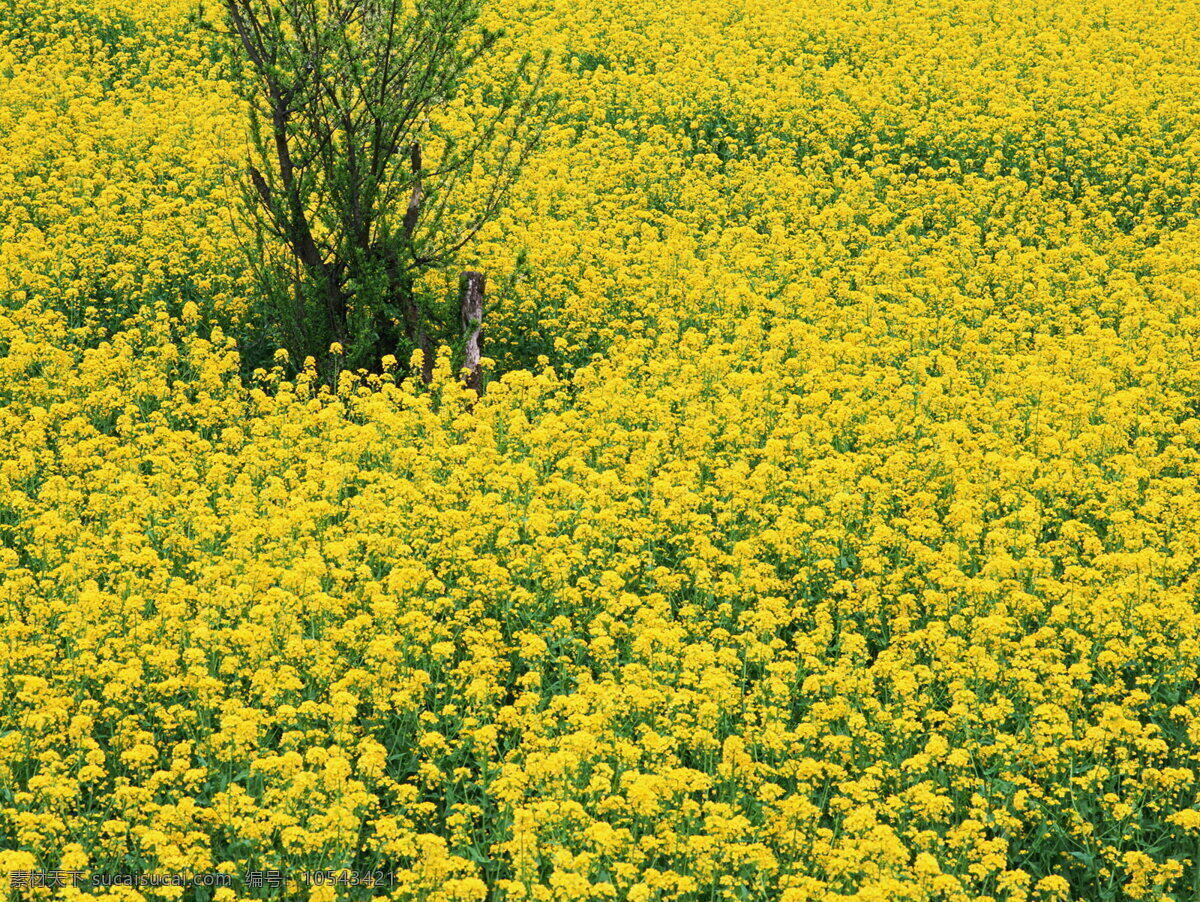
[460,271,486,396]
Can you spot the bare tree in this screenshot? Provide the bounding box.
[199,0,550,382]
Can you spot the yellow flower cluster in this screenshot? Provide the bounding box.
[4,0,1200,900]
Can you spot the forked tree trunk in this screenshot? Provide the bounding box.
[220,1,548,385]
[370,248,434,384]
[460,271,486,395]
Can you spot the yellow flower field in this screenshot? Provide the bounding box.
[4,0,1200,900]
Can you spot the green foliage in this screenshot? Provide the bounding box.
[200,0,551,381]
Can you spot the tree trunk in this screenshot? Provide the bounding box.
[371,249,434,384]
[460,271,486,395]
[398,279,433,385]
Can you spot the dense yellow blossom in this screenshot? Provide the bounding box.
[4,0,1200,900]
